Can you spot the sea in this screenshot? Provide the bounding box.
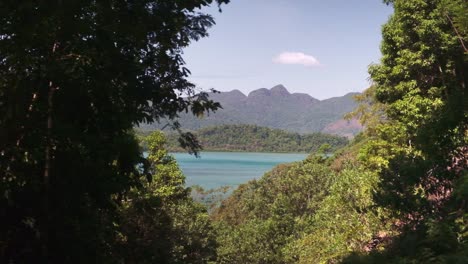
[172,151,307,189]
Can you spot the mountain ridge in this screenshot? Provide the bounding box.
[142,85,362,137]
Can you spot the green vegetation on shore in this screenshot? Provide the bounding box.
[139,124,349,153]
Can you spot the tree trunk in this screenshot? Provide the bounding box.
[43,42,58,261]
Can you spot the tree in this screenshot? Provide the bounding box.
[290,167,387,264]
[213,161,337,264]
[441,0,468,54]
[0,1,228,262]
[367,0,467,222]
[117,131,217,264]
[344,0,467,262]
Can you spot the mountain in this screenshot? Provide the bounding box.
[141,85,362,136]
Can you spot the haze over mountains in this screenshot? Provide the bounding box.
[143,85,362,137]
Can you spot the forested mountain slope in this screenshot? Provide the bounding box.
[141,85,362,137]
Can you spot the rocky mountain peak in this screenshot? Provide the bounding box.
[270,84,290,96]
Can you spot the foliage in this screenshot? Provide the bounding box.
[441,0,468,55]
[210,146,394,264]
[190,185,232,213]
[212,159,338,263]
[343,0,468,262]
[289,167,389,264]
[0,1,228,262]
[154,124,349,153]
[365,0,467,219]
[345,86,387,137]
[116,131,217,264]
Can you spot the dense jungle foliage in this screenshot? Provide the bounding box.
[1,0,466,263]
[0,0,228,262]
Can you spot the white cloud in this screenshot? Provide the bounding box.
[273,52,320,67]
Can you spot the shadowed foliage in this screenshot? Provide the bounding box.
[0,1,228,262]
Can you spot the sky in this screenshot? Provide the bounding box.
[183,0,394,100]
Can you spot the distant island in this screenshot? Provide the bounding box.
[140,85,363,138]
[149,124,349,153]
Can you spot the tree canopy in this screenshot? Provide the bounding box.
[347,0,468,262]
[139,124,349,153]
[0,1,228,262]
[117,131,217,263]
[366,0,467,222]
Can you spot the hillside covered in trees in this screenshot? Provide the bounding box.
[140,85,362,137]
[159,124,348,153]
[209,0,468,263]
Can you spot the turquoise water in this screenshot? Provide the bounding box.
[172,152,307,189]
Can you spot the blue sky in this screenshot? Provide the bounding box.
[183,0,394,100]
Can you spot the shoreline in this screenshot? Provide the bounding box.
[168,149,310,155]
